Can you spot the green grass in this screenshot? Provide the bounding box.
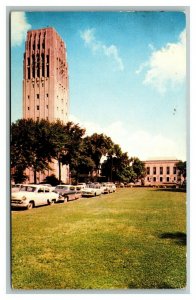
[11,188,186,290]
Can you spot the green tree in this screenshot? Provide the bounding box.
[176,161,186,184]
[11,119,67,183]
[83,133,114,178]
[131,157,146,184]
[101,144,135,183]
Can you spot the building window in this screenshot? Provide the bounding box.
[167,167,170,175]
[153,177,156,182]
[41,53,45,77]
[37,94,39,99]
[160,167,163,175]
[27,95,30,99]
[174,177,176,181]
[160,177,163,182]
[146,167,150,175]
[27,107,30,110]
[153,167,156,175]
[46,105,48,109]
[46,93,48,97]
[42,83,44,87]
[167,177,170,182]
[27,67,30,79]
[46,65,49,77]
[37,105,39,110]
[173,167,176,174]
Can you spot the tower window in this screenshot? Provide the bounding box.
[27,107,30,110]
[37,105,39,110]
[160,167,163,175]
[167,167,170,175]
[153,167,156,175]
[46,105,48,109]
[46,65,49,77]
[37,94,39,99]
[27,67,30,79]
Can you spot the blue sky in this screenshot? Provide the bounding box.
[11,10,187,160]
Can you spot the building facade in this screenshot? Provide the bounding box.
[143,158,181,185]
[23,27,69,183]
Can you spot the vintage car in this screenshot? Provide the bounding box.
[11,183,24,192]
[11,184,59,210]
[53,185,81,202]
[82,184,102,197]
[101,183,116,194]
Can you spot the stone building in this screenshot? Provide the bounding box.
[143,158,181,185]
[23,27,70,183]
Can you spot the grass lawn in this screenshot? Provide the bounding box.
[11,188,186,290]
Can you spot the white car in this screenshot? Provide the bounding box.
[101,183,116,194]
[82,184,102,197]
[11,184,23,192]
[11,184,59,210]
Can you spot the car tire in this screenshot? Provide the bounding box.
[27,202,33,210]
[64,196,68,203]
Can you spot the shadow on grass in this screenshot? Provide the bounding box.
[159,232,186,246]
[154,188,186,193]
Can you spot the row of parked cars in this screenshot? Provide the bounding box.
[11,182,116,210]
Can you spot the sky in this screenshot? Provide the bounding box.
[11,10,187,161]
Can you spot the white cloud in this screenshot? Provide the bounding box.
[80,28,124,71]
[11,12,31,47]
[80,28,95,45]
[69,114,185,161]
[136,30,186,94]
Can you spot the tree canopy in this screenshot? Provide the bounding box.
[11,118,145,184]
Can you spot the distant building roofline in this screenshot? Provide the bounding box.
[143,157,180,162]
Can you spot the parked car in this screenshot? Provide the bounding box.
[11,184,23,192]
[77,183,86,190]
[82,184,102,197]
[101,183,116,194]
[53,185,81,202]
[11,184,59,210]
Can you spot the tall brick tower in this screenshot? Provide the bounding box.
[23,27,69,123]
[23,27,70,183]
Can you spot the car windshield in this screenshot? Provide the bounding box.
[55,186,69,191]
[20,186,36,192]
[87,184,97,188]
